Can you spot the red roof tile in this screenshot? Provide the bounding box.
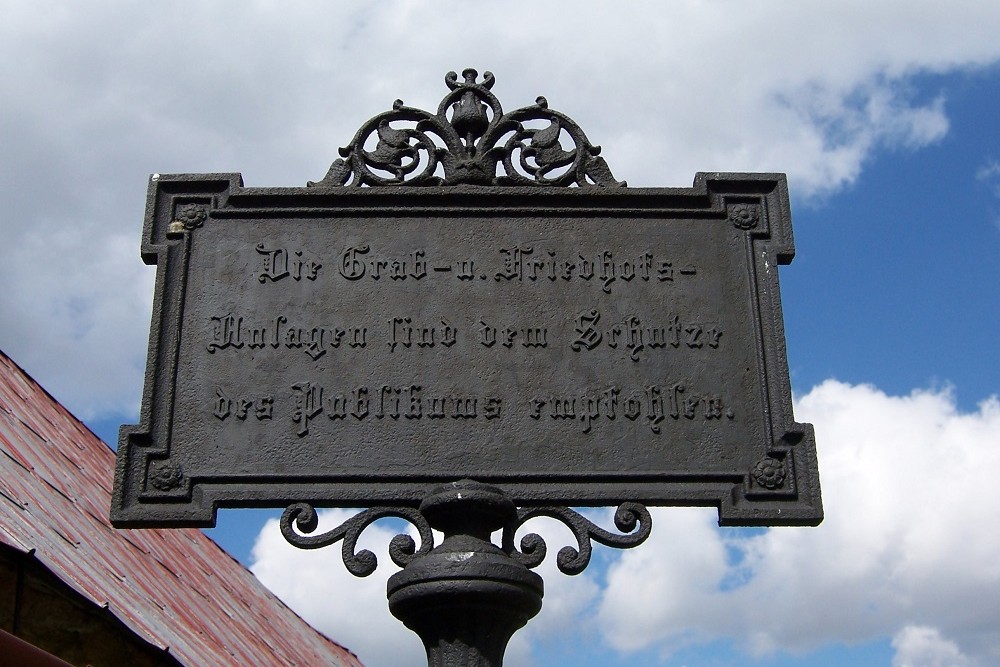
[0,349,363,667]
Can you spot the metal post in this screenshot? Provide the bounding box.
[280,481,651,666]
[387,480,543,667]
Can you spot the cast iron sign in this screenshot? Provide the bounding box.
[112,70,822,528]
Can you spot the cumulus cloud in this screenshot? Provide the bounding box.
[250,510,426,667]
[975,159,1000,231]
[3,3,1000,417]
[597,380,1000,664]
[976,160,1000,186]
[251,381,1000,665]
[250,510,605,667]
[892,626,976,667]
[3,3,997,665]
[0,226,153,419]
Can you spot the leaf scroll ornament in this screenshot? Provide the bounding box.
[503,503,651,575]
[309,69,625,188]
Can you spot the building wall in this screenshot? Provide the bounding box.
[1,547,178,667]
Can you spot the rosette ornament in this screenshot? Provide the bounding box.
[309,69,625,188]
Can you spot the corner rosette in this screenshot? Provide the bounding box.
[751,456,787,490]
[147,461,183,492]
[167,203,208,236]
[729,202,760,230]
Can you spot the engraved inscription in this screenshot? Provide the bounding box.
[528,384,734,434]
[260,242,700,294]
[388,318,458,351]
[207,314,367,359]
[207,310,724,361]
[339,245,428,280]
[212,383,733,437]
[478,320,548,348]
[493,247,691,293]
[209,234,740,445]
[256,244,321,282]
[569,310,722,361]
[283,383,504,436]
[213,387,274,421]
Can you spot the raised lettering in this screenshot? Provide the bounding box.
[496,246,532,281]
[340,245,369,279]
[377,385,402,419]
[407,385,423,419]
[521,327,547,348]
[292,382,323,437]
[352,387,369,420]
[456,259,475,280]
[207,313,243,352]
[388,317,412,352]
[451,396,477,419]
[256,243,289,282]
[571,309,602,351]
[483,397,502,419]
[256,244,321,282]
[213,387,231,420]
[599,251,616,293]
[427,396,447,419]
[479,320,496,347]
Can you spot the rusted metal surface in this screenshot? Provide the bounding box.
[0,349,363,667]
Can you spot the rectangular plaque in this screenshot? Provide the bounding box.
[111,172,822,527]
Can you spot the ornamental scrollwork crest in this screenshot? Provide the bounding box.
[280,503,434,577]
[503,503,652,575]
[280,500,651,577]
[308,69,626,188]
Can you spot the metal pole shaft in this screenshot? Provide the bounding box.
[387,480,543,667]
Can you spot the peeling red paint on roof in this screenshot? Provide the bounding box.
[0,349,364,667]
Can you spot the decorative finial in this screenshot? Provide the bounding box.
[308,69,625,188]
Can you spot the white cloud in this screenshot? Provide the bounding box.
[3,3,999,663]
[250,509,606,667]
[976,160,1000,184]
[3,3,1000,417]
[596,380,1000,664]
[251,381,1000,666]
[250,510,426,667]
[976,161,1000,231]
[0,224,153,418]
[976,157,1000,220]
[892,626,976,667]
[507,514,604,663]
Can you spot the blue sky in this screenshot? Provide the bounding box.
[783,68,1000,408]
[3,3,1000,667]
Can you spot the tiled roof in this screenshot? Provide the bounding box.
[0,349,363,667]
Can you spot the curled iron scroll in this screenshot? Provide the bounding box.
[502,503,652,575]
[280,503,434,577]
[309,68,625,188]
